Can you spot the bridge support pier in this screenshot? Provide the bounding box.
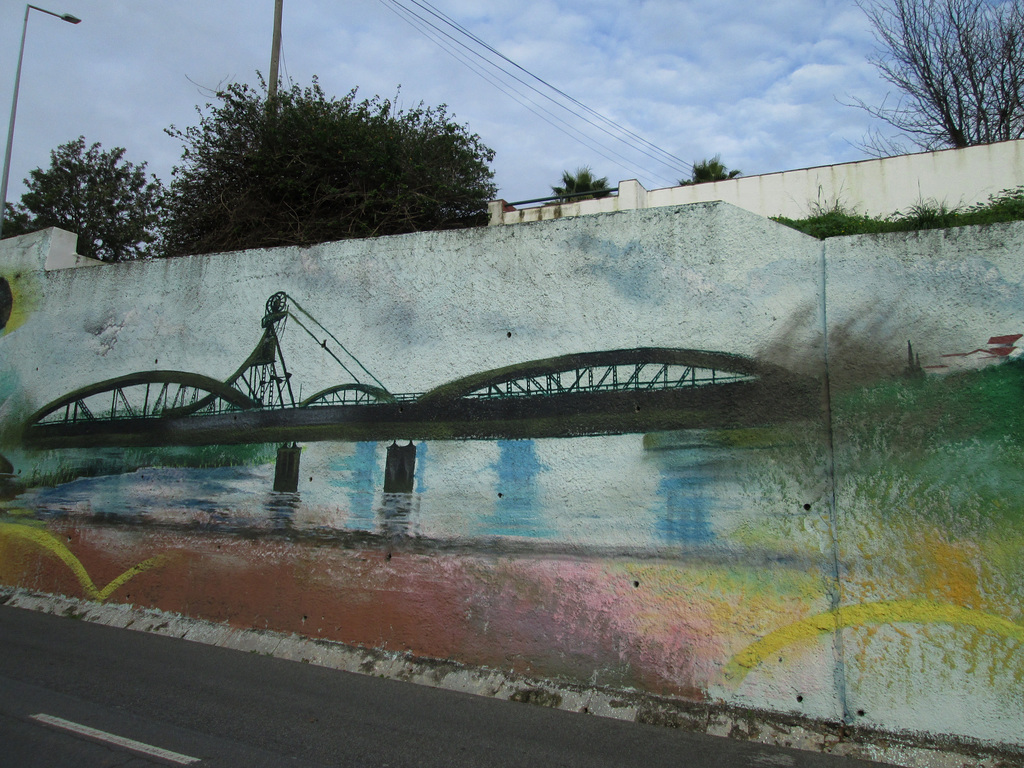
[384,442,416,493]
[274,443,302,493]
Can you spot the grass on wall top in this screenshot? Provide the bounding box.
[773,186,1024,239]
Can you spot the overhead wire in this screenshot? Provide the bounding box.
[376,0,690,186]
[377,0,644,178]
[280,33,292,87]
[376,0,667,184]
[384,0,685,184]
[375,0,668,184]
[412,0,692,177]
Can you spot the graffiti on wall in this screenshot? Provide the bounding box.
[23,291,818,448]
[1,210,1022,745]
[11,286,825,554]
[0,277,12,332]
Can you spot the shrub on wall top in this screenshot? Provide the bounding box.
[161,78,497,256]
[773,186,1024,239]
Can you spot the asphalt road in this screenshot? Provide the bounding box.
[0,603,889,767]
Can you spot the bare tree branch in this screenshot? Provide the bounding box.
[854,0,1024,153]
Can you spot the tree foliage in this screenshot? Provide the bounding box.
[551,166,611,202]
[856,0,1024,152]
[4,137,164,262]
[161,79,497,256]
[1,206,31,240]
[679,155,741,186]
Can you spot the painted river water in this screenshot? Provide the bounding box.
[4,430,799,552]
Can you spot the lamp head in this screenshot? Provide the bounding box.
[61,13,81,23]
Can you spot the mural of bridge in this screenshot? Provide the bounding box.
[23,293,817,450]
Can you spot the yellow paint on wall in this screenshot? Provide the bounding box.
[0,272,38,336]
[911,532,984,607]
[725,600,1024,686]
[0,521,168,601]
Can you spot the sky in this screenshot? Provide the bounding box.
[0,0,899,207]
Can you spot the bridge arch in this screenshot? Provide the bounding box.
[417,347,778,404]
[27,370,261,427]
[299,383,397,407]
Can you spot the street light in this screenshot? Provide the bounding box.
[0,4,81,241]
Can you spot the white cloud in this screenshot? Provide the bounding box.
[0,0,900,211]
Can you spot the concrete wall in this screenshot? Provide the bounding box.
[490,139,1024,224]
[1,207,1022,755]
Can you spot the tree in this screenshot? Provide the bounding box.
[4,137,164,262]
[551,167,610,202]
[161,79,497,256]
[1,205,31,240]
[679,155,741,186]
[855,0,1024,152]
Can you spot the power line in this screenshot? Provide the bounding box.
[396,0,688,181]
[412,0,692,176]
[376,0,672,184]
[378,0,663,180]
[378,0,691,185]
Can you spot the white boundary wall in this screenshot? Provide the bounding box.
[489,139,1024,225]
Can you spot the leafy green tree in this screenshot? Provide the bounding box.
[551,166,610,202]
[1,205,31,240]
[679,155,741,186]
[3,137,164,262]
[161,79,497,256]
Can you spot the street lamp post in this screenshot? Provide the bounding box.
[0,4,81,241]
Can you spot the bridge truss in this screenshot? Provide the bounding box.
[31,372,260,427]
[417,348,770,407]
[462,361,755,400]
[25,296,804,444]
[28,291,394,430]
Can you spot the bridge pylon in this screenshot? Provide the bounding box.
[273,443,302,493]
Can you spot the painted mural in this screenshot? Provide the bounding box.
[0,207,1021,750]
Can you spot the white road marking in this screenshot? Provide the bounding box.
[30,713,200,764]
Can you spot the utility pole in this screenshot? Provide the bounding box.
[268,0,283,100]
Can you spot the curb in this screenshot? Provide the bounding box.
[3,587,1020,768]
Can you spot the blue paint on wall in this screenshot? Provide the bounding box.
[481,439,554,538]
[415,441,428,494]
[329,441,378,531]
[656,469,715,545]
